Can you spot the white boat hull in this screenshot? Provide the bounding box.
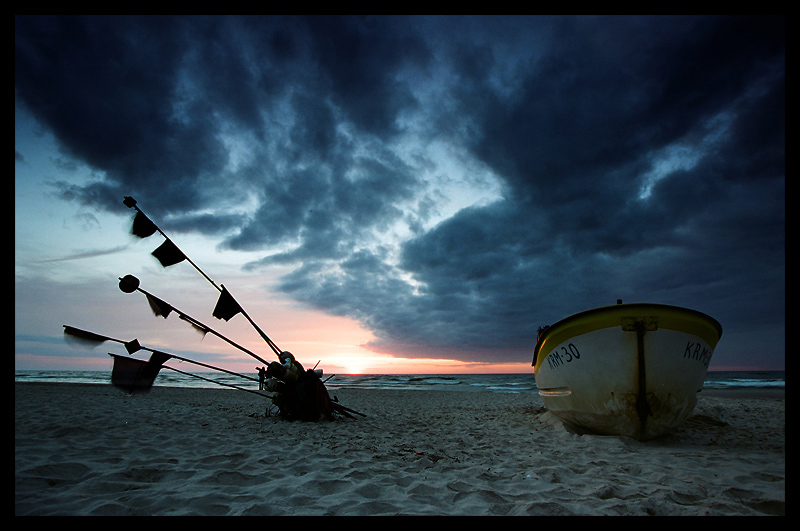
[532,303,722,440]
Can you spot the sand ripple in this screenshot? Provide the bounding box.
[16,383,784,515]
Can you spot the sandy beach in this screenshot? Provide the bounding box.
[15,382,784,516]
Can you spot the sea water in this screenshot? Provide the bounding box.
[14,369,785,394]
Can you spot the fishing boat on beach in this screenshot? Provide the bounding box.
[532,302,722,440]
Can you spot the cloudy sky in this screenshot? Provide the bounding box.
[15,15,784,375]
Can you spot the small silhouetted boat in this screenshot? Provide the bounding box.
[532,302,722,440]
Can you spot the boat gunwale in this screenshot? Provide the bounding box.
[532,303,723,372]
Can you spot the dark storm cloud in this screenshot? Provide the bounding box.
[15,15,784,365]
[15,16,210,211]
[384,16,785,360]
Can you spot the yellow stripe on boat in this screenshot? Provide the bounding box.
[533,303,722,373]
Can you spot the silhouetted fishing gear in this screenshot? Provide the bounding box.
[63,325,271,398]
[116,275,272,366]
[123,196,282,357]
[104,195,366,420]
[106,352,274,399]
[63,325,260,383]
[329,398,366,419]
[154,362,272,399]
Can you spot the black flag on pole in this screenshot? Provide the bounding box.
[132,211,158,238]
[110,351,171,393]
[145,293,173,319]
[212,286,243,322]
[178,314,210,337]
[151,239,186,267]
[124,339,142,354]
[63,325,109,346]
